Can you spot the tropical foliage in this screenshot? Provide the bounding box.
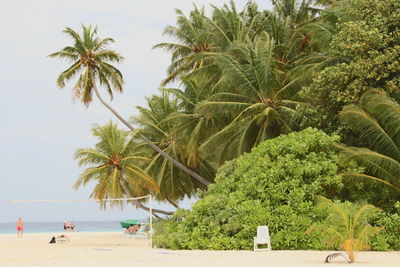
[150,0,400,252]
[307,196,381,263]
[74,122,166,215]
[152,7,209,85]
[49,25,123,105]
[154,129,347,250]
[302,0,400,133]
[131,92,215,204]
[370,202,400,251]
[50,0,400,252]
[196,32,303,162]
[50,23,211,189]
[339,91,400,204]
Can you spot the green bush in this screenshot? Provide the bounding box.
[370,202,400,251]
[154,128,348,250]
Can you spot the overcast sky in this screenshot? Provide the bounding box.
[0,0,272,223]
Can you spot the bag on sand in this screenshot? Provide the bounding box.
[49,236,56,244]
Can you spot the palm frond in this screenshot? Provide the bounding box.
[340,104,400,161]
[56,61,82,88]
[325,253,350,263]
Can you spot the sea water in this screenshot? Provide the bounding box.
[0,220,141,234]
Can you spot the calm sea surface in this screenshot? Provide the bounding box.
[0,220,143,234]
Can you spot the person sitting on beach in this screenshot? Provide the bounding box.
[65,222,71,231]
[50,234,70,243]
[128,224,136,233]
[16,217,24,238]
[63,221,67,231]
[124,224,137,234]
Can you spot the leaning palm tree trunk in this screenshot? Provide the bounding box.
[119,181,173,218]
[92,83,210,186]
[166,197,180,209]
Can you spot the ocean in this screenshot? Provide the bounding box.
[0,220,144,234]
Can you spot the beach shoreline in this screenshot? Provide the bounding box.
[0,232,398,267]
[0,220,128,234]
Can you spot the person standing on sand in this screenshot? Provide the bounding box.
[65,221,71,231]
[16,217,24,238]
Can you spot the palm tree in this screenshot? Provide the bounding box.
[267,0,319,64]
[338,90,400,193]
[291,3,350,79]
[207,1,269,48]
[131,92,214,204]
[74,122,173,217]
[153,7,213,86]
[164,74,224,170]
[197,32,303,164]
[49,25,209,186]
[153,1,271,86]
[307,196,381,263]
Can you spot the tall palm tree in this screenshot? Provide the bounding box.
[74,122,173,217]
[339,90,400,193]
[49,25,209,186]
[197,32,303,164]
[307,196,381,263]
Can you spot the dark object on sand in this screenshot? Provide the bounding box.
[50,236,56,244]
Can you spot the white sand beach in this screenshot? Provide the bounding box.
[0,232,399,267]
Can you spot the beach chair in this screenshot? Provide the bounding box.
[133,225,148,239]
[123,232,136,239]
[254,226,271,251]
[123,225,148,239]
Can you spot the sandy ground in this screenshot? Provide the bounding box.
[0,232,399,267]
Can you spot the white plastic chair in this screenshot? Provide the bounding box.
[254,226,272,251]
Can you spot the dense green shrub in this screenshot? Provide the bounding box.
[154,128,348,250]
[370,202,400,251]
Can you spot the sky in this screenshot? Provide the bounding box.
[0,0,272,223]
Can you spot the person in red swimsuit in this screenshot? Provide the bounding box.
[16,217,24,238]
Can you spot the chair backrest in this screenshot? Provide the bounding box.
[256,226,270,243]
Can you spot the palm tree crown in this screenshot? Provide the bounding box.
[74,122,159,208]
[153,7,211,85]
[49,25,123,104]
[197,32,303,163]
